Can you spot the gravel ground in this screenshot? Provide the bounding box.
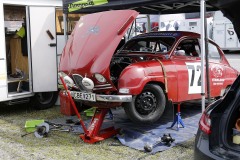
[0,104,195,160]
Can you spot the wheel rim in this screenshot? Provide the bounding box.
[36,92,54,105]
[135,91,157,115]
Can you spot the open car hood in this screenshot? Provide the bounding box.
[59,10,139,79]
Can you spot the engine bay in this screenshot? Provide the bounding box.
[110,53,159,86]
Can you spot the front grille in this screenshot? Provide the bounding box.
[72,74,87,91]
[93,84,113,91]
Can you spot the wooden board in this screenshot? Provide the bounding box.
[10,38,28,75]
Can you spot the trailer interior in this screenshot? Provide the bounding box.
[4,5,30,96]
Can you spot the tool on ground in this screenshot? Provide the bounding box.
[21,131,35,137]
[144,133,175,152]
[22,121,75,138]
[34,122,50,138]
[170,103,185,131]
[59,74,119,144]
[50,128,71,132]
[66,119,75,124]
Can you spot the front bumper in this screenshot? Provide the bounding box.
[96,94,132,102]
[70,91,132,103]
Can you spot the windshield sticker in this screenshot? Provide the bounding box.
[186,62,201,94]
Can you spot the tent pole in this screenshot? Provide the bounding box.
[147,14,151,32]
[204,5,211,104]
[200,0,206,112]
[63,13,68,43]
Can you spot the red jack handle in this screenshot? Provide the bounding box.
[59,75,88,134]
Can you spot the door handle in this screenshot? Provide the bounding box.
[46,30,55,40]
[0,58,5,60]
[49,43,56,47]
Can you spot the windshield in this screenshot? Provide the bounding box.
[119,37,175,53]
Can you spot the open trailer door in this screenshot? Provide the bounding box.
[0,2,7,101]
[29,6,58,92]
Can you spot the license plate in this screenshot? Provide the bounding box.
[73,91,96,102]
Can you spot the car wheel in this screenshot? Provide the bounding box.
[32,91,59,110]
[123,84,166,123]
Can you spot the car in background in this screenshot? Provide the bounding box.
[59,10,238,124]
[194,75,240,159]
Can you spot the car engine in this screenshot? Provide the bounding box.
[110,54,148,86]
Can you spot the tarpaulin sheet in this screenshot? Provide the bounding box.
[113,105,201,153]
[49,104,201,153]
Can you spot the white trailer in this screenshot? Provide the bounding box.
[159,13,213,38]
[212,11,240,51]
[0,0,62,109]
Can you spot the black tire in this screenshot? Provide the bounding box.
[123,84,166,123]
[31,91,59,110]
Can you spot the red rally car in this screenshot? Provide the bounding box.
[59,10,238,123]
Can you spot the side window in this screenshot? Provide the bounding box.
[130,41,147,51]
[208,43,221,60]
[175,39,200,57]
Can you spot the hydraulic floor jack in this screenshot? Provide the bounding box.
[59,76,119,144]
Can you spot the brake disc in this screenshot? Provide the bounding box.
[34,122,50,138]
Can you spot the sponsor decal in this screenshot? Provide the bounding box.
[211,64,223,78]
[211,64,224,85]
[89,118,98,131]
[68,0,108,12]
[212,78,224,86]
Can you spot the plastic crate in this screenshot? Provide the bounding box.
[84,107,96,117]
[25,120,44,132]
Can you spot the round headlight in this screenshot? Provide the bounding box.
[64,76,74,87]
[94,73,106,83]
[58,72,74,87]
[82,77,94,90]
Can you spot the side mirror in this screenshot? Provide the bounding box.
[175,50,185,56]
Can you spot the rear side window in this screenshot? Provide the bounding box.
[208,43,221,60]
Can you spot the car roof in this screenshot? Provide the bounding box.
[132,31,200,39]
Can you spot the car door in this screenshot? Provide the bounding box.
[29,6,58,92]
[0,3,7,101]
[171,38,202,102]
[207,42,227,97]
